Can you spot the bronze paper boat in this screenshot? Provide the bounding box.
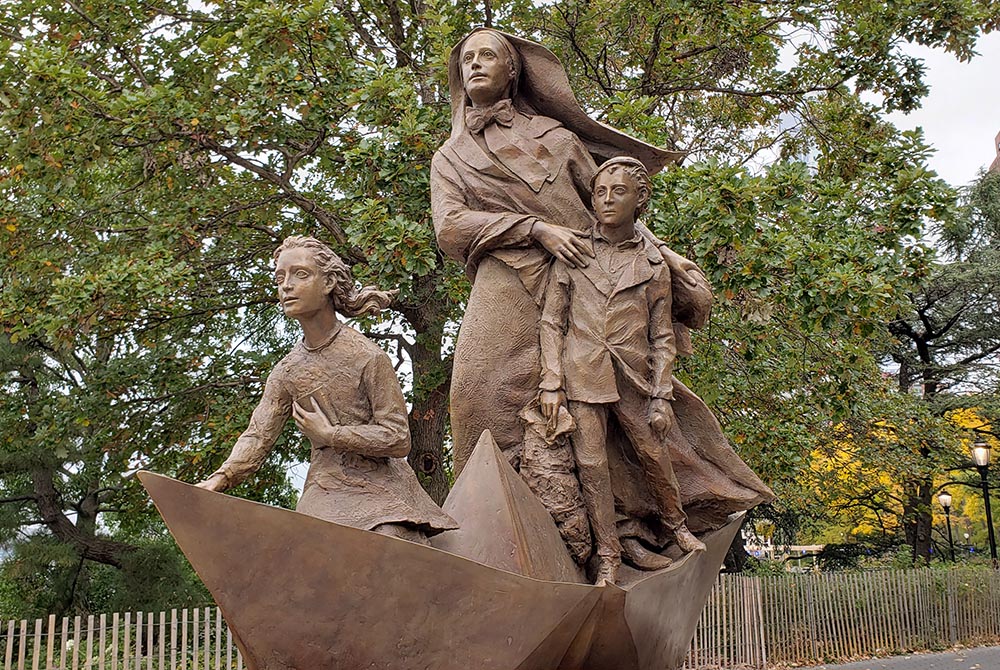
[140,431,741,670]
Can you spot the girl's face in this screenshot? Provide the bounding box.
[274,247,333,320]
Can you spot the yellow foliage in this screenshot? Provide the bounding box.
[808,435,902,539]
[805,409,996,543]
[948,407,989,431]
[947,407,996,452]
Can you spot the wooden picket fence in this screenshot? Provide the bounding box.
[0,608,242,670]
[3,568,1000,669]
[684,574,768,669]
[681,566,1000,669]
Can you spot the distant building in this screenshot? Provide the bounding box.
[991,131,1000,174]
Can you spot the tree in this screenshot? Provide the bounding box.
[507,0,997,550]
[887,170,1000,563]
[785,170,1000,565]
[0,0,475,613]
[0,0,997,615]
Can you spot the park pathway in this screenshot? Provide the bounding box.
[797,645,1000,669]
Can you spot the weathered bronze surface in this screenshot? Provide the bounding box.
[142,26,778,668]
[537,157,704,583]
[431,29,687,471]
[432,430,586,583]
[140,431,740,670]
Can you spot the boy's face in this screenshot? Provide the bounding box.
[592,168,641,228]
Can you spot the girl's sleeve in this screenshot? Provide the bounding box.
[324,352,411,458]
[210,370,292,487]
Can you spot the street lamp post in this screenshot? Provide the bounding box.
[971,439,998,568]
[938,490,956,562]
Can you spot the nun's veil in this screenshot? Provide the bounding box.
[446,28,683,174]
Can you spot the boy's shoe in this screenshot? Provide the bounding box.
[674,525,706,554]
[594,557,620,585]
[622,537,673,571]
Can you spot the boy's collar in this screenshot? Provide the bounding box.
[593,225,643,248]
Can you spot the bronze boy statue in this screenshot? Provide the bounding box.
[538,158,705,584]
[197,236,457,543]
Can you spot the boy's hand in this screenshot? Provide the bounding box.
[649,399,675,440]
[539,390,566,429]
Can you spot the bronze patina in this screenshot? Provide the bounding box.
[196,236,456,541]
[430,28,772,573]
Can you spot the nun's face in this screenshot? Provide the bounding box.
[460,32,513,107]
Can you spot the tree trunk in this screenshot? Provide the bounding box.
[32,467,137,568]
[723,523,750,572]
[407,379,451,505]
[403,278,453,505]
[407,324,451,504]
[20,363,136,569]
[902,338,936,565]
[903,478,933,565]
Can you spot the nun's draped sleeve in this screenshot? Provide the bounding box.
[429,151,537,271]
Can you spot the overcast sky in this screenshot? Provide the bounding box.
[885,32,1000,188]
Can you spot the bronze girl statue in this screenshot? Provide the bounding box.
[198,236,456,543]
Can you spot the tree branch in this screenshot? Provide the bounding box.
[193,134,356,254]
[65,0,152,89]
[0,494,37,505]
[31,467,136,568]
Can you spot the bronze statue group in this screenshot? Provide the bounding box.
[197,28,772,586]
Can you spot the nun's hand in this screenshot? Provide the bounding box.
[531,220,593,268]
